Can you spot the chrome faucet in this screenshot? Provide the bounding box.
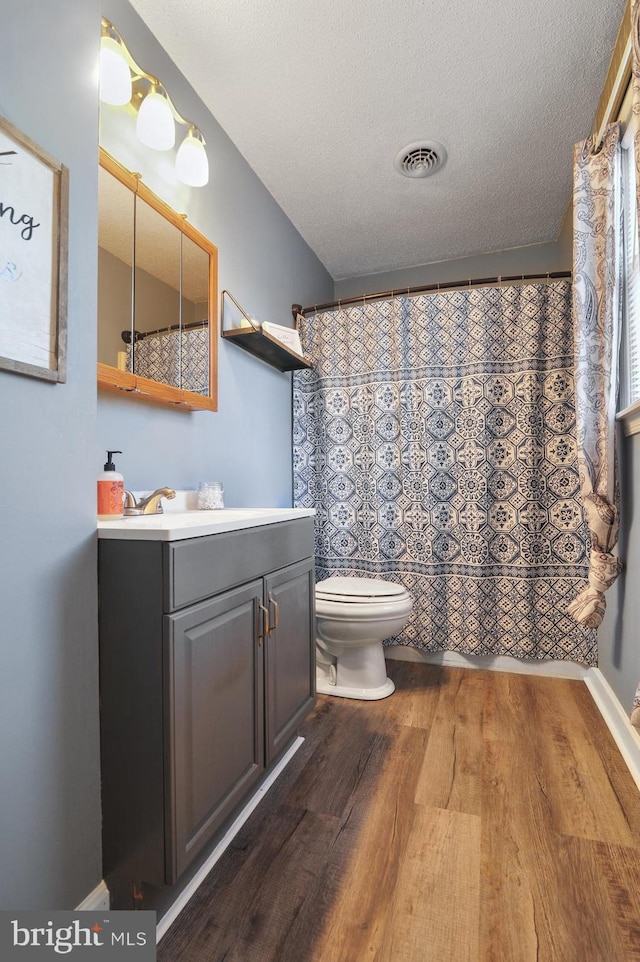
[123,487,176,515]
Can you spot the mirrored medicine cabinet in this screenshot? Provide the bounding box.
[97,148,218,411]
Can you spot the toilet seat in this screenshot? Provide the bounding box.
[316,576,408,604]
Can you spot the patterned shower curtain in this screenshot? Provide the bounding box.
[293,282,596,664]
[128,327,209,394]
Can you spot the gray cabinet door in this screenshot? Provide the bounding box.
[165,580,265,882]
[264,558,316,765]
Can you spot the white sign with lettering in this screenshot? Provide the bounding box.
[0,116,68,382]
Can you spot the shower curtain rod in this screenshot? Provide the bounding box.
[121,319,208,343]
[291,270,571,319]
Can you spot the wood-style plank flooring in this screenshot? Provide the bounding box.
[157,662,640,961]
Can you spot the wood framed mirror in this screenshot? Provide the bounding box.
[97,149,218,411]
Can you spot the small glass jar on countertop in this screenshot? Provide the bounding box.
[197,481,224,509]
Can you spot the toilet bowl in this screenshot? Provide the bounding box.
[315,576,413,700]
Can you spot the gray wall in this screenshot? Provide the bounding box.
[99,0,333,504]
[0,0,331,911]
[597,429,640,712]
[334,239,571,300]
[0,0,102,910]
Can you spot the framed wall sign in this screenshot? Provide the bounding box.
[0,115,68,383]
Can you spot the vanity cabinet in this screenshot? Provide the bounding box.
[98,518,315,898]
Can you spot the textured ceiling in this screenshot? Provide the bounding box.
[129,0,625,281]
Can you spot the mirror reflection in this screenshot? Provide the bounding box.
[97,152,216,405]
[97,166,134,372]
[180,237,210,394]
[132,196,181,388]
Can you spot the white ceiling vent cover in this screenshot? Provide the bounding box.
[394,141,447,178]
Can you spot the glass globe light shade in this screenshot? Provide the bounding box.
[136,87,175,151]
[99,37,132,106]
[176,130,209,187]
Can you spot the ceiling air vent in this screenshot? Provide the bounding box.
[394,141,447,178]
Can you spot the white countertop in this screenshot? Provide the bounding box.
[97,507,315,541]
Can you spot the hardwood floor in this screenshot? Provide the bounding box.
[157,662,640,961]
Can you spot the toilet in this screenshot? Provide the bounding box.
[315,576,413,700]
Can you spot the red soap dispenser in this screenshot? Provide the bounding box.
[97,450,124,520]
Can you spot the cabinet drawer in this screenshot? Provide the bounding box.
[165,518,314,611]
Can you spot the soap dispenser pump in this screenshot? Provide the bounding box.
[97,450,124,520]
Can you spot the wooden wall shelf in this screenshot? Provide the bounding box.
[221,328,311,372]
[221,291,311,373]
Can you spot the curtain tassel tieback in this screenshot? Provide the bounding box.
[566,549,623,628]
[631,685,640,730]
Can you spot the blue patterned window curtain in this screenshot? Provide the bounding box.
[567,125,622,629]
[127,327,209,394]
[630,0,640,727]
[293,282,596,664]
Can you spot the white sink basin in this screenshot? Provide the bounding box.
[130,509,274,524]
[97,507,315,541]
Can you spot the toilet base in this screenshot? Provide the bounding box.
[316,672,395,701]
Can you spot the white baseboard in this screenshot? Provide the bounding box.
[585,668,640,792]
[156,735,305,943]
[385,645,588,679]
[76,879,110,911]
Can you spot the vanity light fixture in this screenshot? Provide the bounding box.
[176,127,209,188]
[99,30,132,106]
[99,17,209,187]
[135,84,175,151]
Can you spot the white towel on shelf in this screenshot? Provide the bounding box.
[262,321,304,355]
